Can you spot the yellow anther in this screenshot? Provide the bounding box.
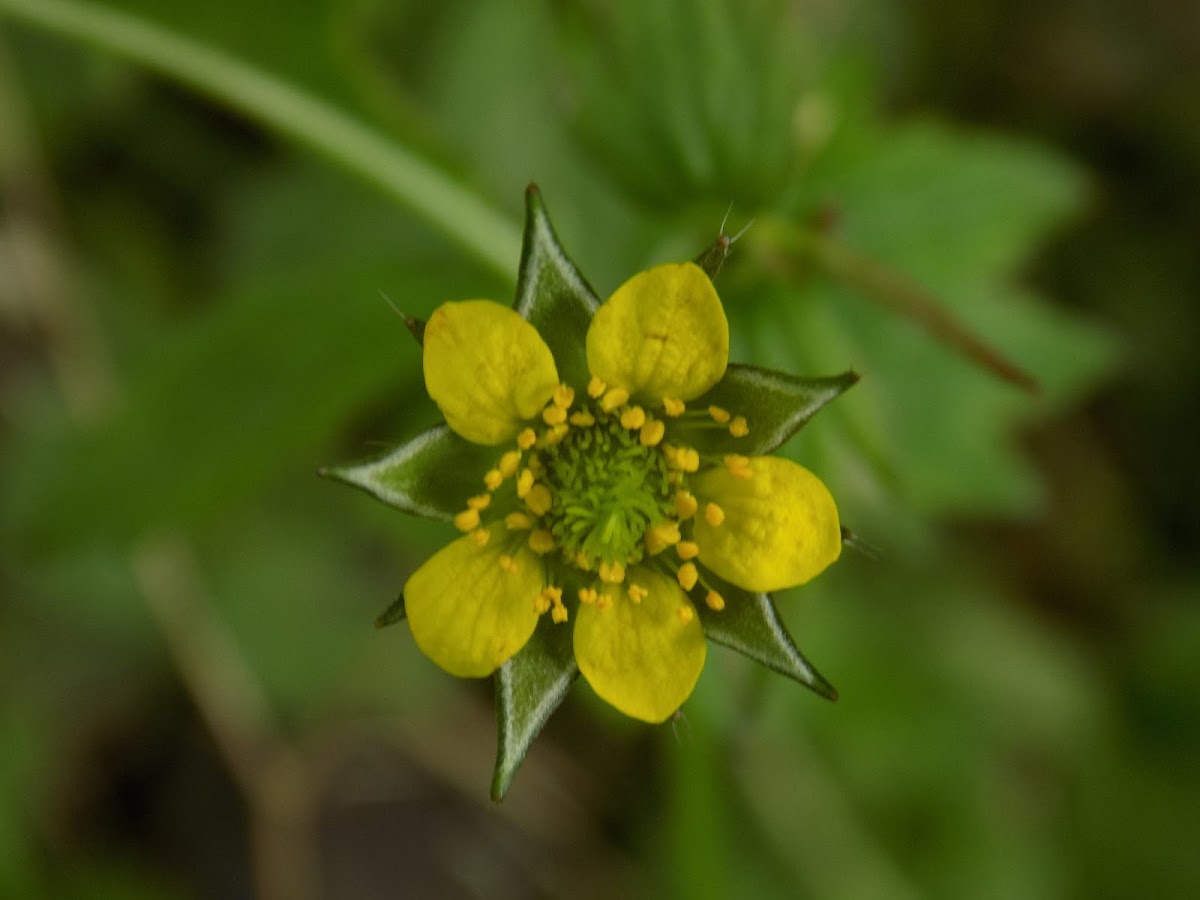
[599,560,626,584]
[729,416,749,437]
[628,583,648,604]
[600,387,630,412]
[676,540,699,560]
[570,410,595,427]
[484,468,503,490]
[677,447,700,472]
[578,586,599,605]
[525,483,552,516]
[551,604,569,623]
[677,562,699,591]
[663,396,686,417]
[704,502,725,526]
[596,592,613,611]
[517,427,538,450]
[499,450,522,477]
[705,590,725,611]
[675,490,698,519]
[542,423,570,445]
[543,585,562,605]
[553,384,575,408]
[708,405,731,424]
[574,552,592,571]
[542,404,567,426]
[470,528,490,547]
[528,529,555,554]
[644,521,681,555]
[725,454,752,479]
[639,418,665,447]
[454,508,480,532]
[467,493,491,511]
[587,376,607,398]
[505,512,533,530]
[677,604,695,624]
[499,554,519,574]
[620,405,646,430]
[534,591,551,614]
[516,468,534,498]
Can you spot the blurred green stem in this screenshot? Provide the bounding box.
[757,217,1040,393]
[0,0,523,278]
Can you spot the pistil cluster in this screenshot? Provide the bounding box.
[450,374,753,627]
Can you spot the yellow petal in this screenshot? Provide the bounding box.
[691,456,841,593]
[586,263,728,402]
[573,567,706,723]
[404,526,543,677]
[423,300,559,445]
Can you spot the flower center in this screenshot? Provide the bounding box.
[538,402,674,567]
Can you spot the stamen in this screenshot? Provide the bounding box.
[677,562,699,591]
[708,405,731,424]
[639,419,665,447]
[505,512,533,530]
[596,591,613,611]
[724,454,752,479]
[499,450,522,477]
[675,490,699,519]
[570,410,595,427]
[578,586,599,605]
[729,416,749,437]
[528,529,555,554]
[644,521,682,555]
[542,423,569,445]
[628,583,648,604]
[499,555,519,574]
[454,508,480,532]
[517,427,538,450]
[676,605,695,624]
[620,406,646,430]
[676,447,700,472]
[470,528,490,547]
[676,540,699,560]
[662,397,686,417]
[600,387,630,412]
[551,602,569,623]
[587,376,606,398]
[484,468,503,490]
[704,502,725,526]
[467,494,491,511]
[553,384,575,408]
[542,404,567,426]
[516,468,534,498]
[598,560,626,584]
[705,590,725,611]
[534,591,551,614]
[525,483,552,516]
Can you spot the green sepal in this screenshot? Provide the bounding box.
[695,580,837,700]
[491,615,578,802]
[319,424,494,521]
[512,184,602,387]
[374,593,407,628]
[683,365,859,456]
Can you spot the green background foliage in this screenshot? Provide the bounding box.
[1,1,1195,897]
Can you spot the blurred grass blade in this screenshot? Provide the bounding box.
[0,0,522,278]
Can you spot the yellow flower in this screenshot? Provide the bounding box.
[405,261,842,723]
